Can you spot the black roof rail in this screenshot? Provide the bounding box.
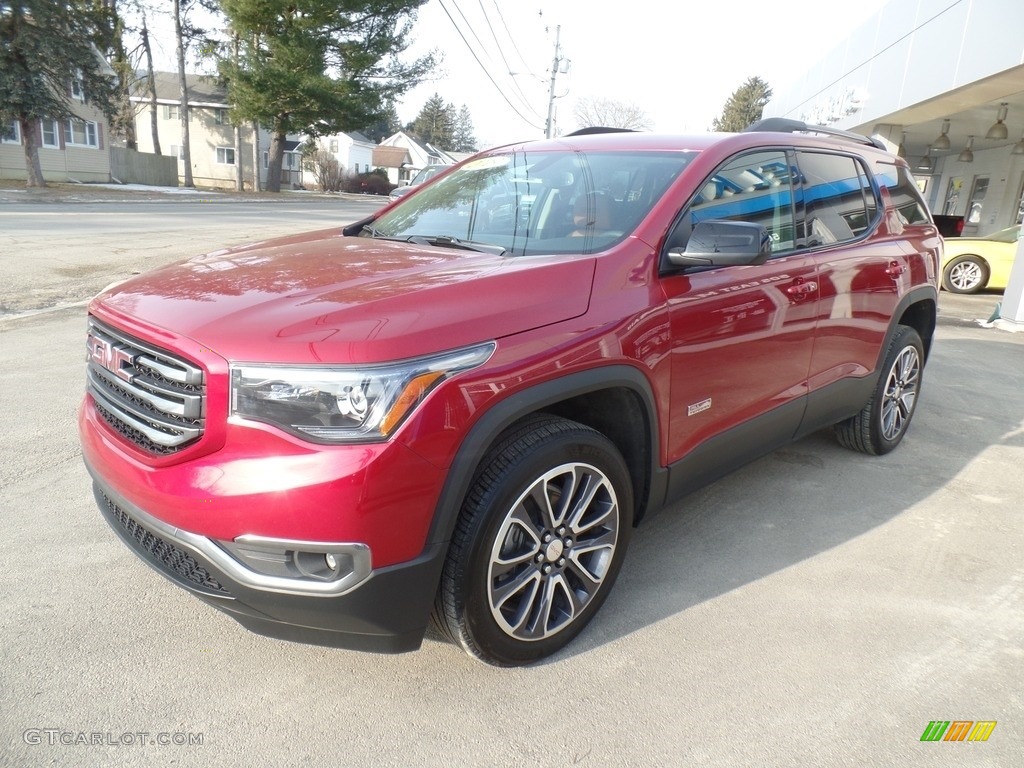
[743,118,887,151]
[563,126,638,137]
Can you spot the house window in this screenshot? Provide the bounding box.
[164,104,181,120]
[329,139,339,153]
[169,144,185,161]
[71,71,85,100]
[216,146,235,165]
[64,118,98,147]
[40,120,60,148]
[263,151,302,169]
[214,108,227,125]
[1,120,20,144]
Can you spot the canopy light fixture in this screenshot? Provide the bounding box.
[933,120,951,150]
[916,146,933,171]
[1012,133,1024,155]
[985,103,1009,140]
[958,135,975,163]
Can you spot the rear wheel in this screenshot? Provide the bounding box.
[434,415,633,666]
[835,325,923,455]
[942,255,989,293]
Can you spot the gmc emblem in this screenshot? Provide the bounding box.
[86,333,135,383]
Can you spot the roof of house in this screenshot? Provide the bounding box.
[372,145,412,168]
[130,72,228,106]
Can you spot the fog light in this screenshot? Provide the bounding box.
[216,535,371,593]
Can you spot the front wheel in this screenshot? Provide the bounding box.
[942,255,989,293]
[834,325,923,455]
[434,416,633,666]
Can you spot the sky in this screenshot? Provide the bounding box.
[146,0,893,149]
[394,0,893,147]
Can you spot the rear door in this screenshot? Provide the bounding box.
[799,154,925,401]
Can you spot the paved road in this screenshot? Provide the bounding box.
[0,198,385,316]
[0,204,1021,766]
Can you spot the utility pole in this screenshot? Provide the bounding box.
[545,25,562,139]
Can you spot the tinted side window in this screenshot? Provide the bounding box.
[669,150,796,255]
[873,161,930,225]
[859,165,878,225]
[796,152,871,246]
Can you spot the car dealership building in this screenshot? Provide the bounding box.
[763,0,1024,326]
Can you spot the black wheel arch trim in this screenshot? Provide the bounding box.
[881,285,937,367]
[424,365,665,547]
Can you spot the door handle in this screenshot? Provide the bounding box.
[886,261,906,277]
[785,279,818,300]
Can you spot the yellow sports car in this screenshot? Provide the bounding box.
[941,224,1021,294]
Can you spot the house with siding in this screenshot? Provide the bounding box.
[131,72,286,190]
[1,89,112,183]
[133,73,385,190]
[373,130,463,186]
[310,130,377,176]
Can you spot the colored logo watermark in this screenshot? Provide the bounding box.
[920,721,997,742]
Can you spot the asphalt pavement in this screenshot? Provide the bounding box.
[0,195,1021,767]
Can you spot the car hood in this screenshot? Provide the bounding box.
[92,228,595,364]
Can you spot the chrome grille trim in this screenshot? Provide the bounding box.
[86,317,206,453]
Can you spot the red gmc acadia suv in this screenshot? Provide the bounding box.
[80,119,941,666]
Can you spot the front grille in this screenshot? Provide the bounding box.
[86,317,205,455]
[99,490,231,597]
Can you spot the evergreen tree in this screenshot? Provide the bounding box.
[452,104,477,152]
[359,102,402,143]
[217,0,434,192]
[711,76,773,132]
[413,93,455,148]
[0,1,118,186]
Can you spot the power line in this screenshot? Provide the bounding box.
[477,0,544,119]
[490,0,543,85]
[436,0,543,131]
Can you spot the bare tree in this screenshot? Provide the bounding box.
[573,97,653,132]
[306,151,344,192]
[138,9,161,155]
[173,0,194,187]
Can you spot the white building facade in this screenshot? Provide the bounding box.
[765,0,1024,234]
[763,0,1024,324]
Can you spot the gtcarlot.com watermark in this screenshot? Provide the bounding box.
[24,729,203,747]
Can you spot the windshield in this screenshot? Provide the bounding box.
[366,149,694,256]
[409,165,444,186]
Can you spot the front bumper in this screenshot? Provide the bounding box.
[90,468,446,653]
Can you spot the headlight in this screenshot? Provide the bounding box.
[231,342,495,442]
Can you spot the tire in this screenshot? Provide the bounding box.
[433,415,633,666]
[834,325,923,455]
[942,255,989,294]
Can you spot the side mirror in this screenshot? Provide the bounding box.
[667,220,773,268]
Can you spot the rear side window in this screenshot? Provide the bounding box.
[874,161,930,225]
[795,151,876,246]
[670,150,796,254]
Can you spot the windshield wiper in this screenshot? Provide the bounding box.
[405,235,507,256]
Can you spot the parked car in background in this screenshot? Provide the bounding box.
[388,164,447,201]
[941,224,1021,293]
